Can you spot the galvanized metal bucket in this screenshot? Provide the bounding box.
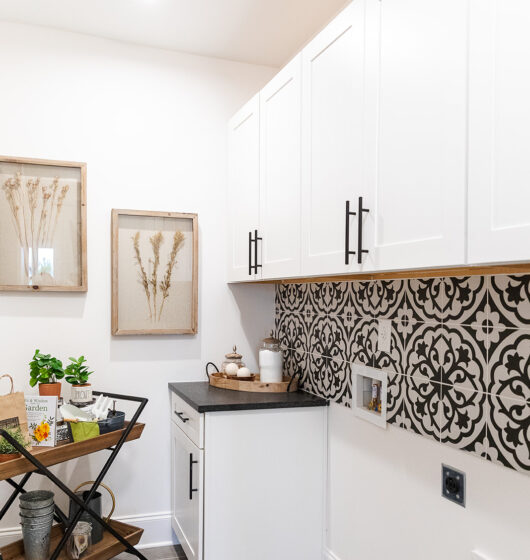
[20,491,55,560]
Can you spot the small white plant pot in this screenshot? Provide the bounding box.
[70,384,92,404]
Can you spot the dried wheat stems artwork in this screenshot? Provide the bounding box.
[112,210,198,335]
[0,156,87,292]
[132,229,185,322]
[2,172,70,280]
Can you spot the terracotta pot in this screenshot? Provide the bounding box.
[70,383,92,404]
[0,453,21,463]
[38,382,62,398]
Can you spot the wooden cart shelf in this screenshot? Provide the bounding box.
[0,520,144,560]
[0,422,145,481]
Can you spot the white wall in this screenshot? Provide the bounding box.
[326,403,530,560]
[0,21,276,545]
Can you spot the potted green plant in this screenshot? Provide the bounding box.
[29,349,65,397]
[0,426,31,463]
[65,356,94,404]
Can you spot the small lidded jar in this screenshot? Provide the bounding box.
[221,346,245,375]
[259,332,283,383]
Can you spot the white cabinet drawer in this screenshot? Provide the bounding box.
[171,392,204,449]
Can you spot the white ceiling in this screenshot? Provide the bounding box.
[0,0,350,67]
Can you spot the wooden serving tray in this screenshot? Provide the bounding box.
[210,373,298,393]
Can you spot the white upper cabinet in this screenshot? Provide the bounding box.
[227,95,261,282]
[365,0,468,271]
[301,0,373,276]
[468,0,530,264]
[259,55,302,279]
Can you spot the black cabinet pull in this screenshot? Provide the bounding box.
[189,453,199,500]
[356,196,370,264]
[345,200,357,265]
[174,411,189,423]
[248,231,253,276]
[253,229,262,274]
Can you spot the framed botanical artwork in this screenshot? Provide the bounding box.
[111,209,198,335]
[0,155,87,291]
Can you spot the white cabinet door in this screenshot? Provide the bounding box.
[227,95,261,282]
[204,407,326,560]
[468,0,530,264]
[301,0,373,276]
[171,422,204,560]
[365,0,467,271]
[259,55,302,279]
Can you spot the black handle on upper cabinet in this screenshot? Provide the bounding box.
[248,231,253,276]
[356,196,370,264]
[253,229,262,274]
[189,453,199,500]
[345,200,357,265]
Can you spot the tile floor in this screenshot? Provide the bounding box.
[114,545,187,560]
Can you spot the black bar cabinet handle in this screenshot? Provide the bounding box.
[248,231,253,275]
[189,453,199,500]
[174,411,189,423]
[254,229,262,273]
[345,200,356,265]
[357,196,370,264]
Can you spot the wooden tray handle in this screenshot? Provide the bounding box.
[0,374,15,395]
[73,481,116,522]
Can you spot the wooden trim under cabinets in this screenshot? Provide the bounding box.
[250,262,530,284]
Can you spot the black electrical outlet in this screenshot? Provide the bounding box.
[442,464,466,507]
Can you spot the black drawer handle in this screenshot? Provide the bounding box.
[174,411,190,423]
[189,453,199,500]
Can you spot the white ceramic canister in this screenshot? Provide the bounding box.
[259,333,283,383]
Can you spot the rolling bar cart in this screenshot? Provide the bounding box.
[0,391,148,560]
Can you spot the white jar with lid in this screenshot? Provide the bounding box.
[259,333,283,383]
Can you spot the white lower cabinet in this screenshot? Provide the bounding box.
[171,421,204,560]
[170,398,327,560]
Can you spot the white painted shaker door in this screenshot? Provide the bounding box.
[365,0,467,271]
[171,421,204,560]
[468,0,530,264]
[301,0,373,276]
[259,55,302,279]
[227,95,261,282]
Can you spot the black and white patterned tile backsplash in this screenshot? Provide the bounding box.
[276,275,530,476]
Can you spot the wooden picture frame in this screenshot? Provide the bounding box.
[0,155,87,292]
[111,209,198,335]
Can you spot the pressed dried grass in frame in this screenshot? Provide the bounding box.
[131,229,185,322]
[0,156,87,292]
[111,209,198,335]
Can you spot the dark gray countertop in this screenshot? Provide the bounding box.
[168,381,328,413]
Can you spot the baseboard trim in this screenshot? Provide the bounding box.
[0,510,178,549]
[323,547,342,560]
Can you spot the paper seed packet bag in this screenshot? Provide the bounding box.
[25,396,57,447]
